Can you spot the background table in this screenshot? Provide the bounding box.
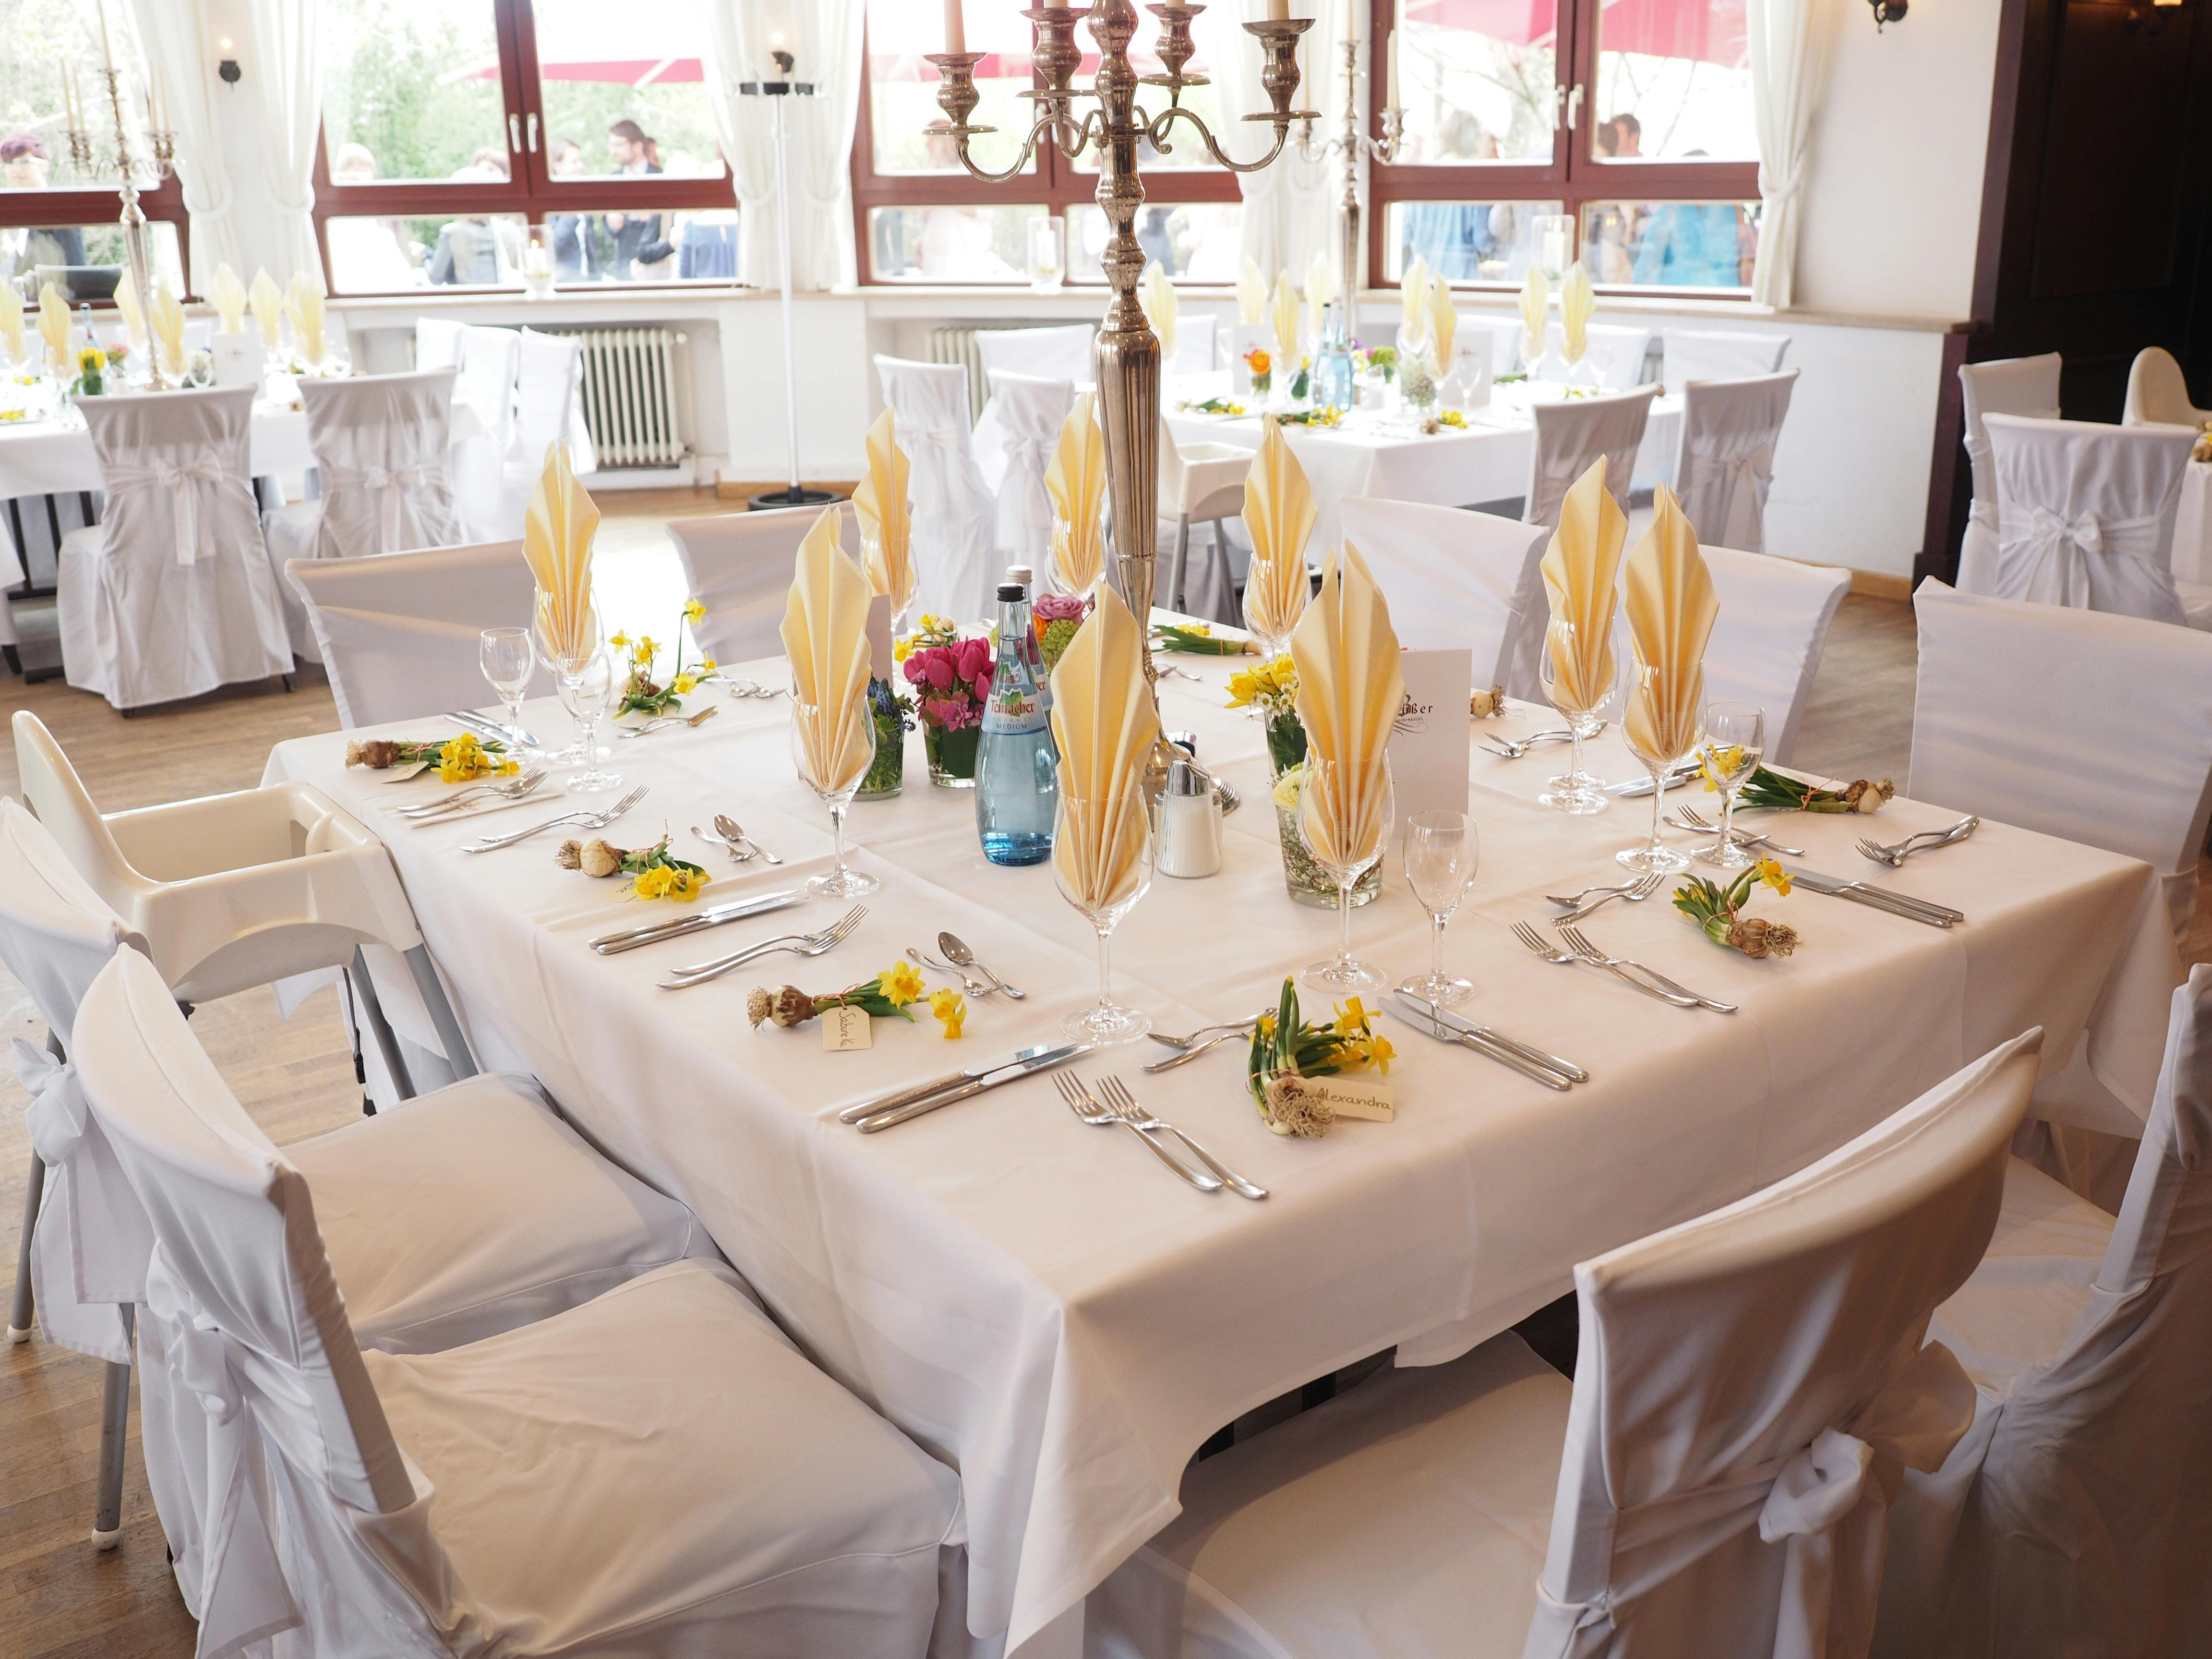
[0,402,316,499]
[268,659,2177,1652]
[2171,458,2211,586]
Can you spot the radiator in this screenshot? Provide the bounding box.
[546,326,686,469]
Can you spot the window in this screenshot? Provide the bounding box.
[851,0,1236,286]
[1374,0,1760,294]
[313,0,738,295]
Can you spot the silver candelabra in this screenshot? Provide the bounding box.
[62,36,176,390]
[1296,33,1404,311]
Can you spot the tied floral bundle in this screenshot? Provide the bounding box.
[1177,396,1246,418]
[898,616,995,734]
[1034,592,1091,673]
[1153,620,1258,657]
[612,600,716,719]
[1674,859,1799,958]
[555,831,710,902]
[1272,407,1345,429]
[748,960,966,1039]
[1420,410,1469,435]
[1247,979,1394,1138]
[346,730,517,782]
[1719,752,1896,815]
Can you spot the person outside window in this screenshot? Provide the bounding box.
[325,143,420,291]
[546,139,598,281]
[428,150,523,286]
[600,120,672,280]
[1,134,89,281]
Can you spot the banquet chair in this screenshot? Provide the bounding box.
[1875,965,2212,1659]
[975,322,1095,389]
[1160,417,1250,619]
[1548,320,1655,389]
[1674,369,1800,554]
[1339,496,1549,698]
[1171,312,1218,375]
[447,325,523,543]
[262,369,465,663]
[1087,1031,2042,1659]
[876,354,999,624]
[667,504,833,670]
[284,539,543,729]
[1981,413,2200,627]
[1463,313,1523,378]
[1910,579,2212,944]
[413,316,465,373]
[1524,384,1658,526]
[54,385,293,711]
[1700,543,1851,766]
[1956,353,2062,598]
[1661,326,1790,389]
[972,371,1074,562]
[74,946,961,1659]
[2120,345,2211,430]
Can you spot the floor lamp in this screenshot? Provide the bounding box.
[745,50,842,512]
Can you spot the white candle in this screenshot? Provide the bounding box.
[95,0,115,75]
[944,0,966,54]
[1340,0,1355,34]
[1387,29,1401,108]
[1267,0,1289,21]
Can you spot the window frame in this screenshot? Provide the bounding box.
[1365,0,1760,293]
[310,0,739,295]
[1,175,191,300]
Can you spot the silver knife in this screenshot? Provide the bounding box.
[448,708,541,749]
[838,1043,1070,1124]
[856,1043,1094,1133]
[1393,991,1588,1083]
[591,890,803,955]
[1381,1001,1575,1092]
[1608,761,1703,799]
[1783,866,1964,928]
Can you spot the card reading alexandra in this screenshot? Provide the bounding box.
[1386,647,1475,826]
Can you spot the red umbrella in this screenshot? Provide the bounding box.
[1402,0,1745,66]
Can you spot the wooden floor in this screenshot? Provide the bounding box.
[0,564,2063,1654]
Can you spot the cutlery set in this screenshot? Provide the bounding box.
[906,932,1026,1000]
[460,785,649,853]
[620,706,719,739]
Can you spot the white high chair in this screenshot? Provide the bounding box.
[1159,418,1249,618]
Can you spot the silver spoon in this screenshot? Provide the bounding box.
[714,813,782,865]
[691,824,754,864]
[938,931,1026,999]
[906,947,992,997]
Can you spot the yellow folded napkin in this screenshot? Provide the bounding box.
[210,264,247,335]
[1518,264,1549,360]
[1562,261,1595,366]
[1290,542,1406,872]
[1270,270,1300,365]
[150,285,186,381]
[113,271,147,350]
[1539,457,1628,711]
[1623,485,1718,764]
[1305,250,1336,342]
[1048,584,1159,914]
[1138,261,1178,362]
[0,284,22,365]
[37,284,70,375]
[249,269,283,352]
[1399,252,1432,358]
[522,443,599,661]
[853,409,915,621]
[1046,392,1108,595]
[1427,271,1457,374]
[1238,256,1268,326]
[1241,420,1316,645]
[781,507,877,796]
[286,273,326,366]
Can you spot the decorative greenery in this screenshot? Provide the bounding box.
[1289,357,1312,402]
[344,731,516,781]
[1728,761,1896,815]
[611,600,713,719]
[859,678,914,797]
[1152,621,1256,656]
[747,961,928,1029]
[1245,978,1394,1137]
[1177,396,1246,417]
[1272,406,1345,427]
[1673,860,1799,958]
[1034,593,1091,674]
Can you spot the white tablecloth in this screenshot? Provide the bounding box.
[265,658,2177,1652]
[0,403,316,498]
[2172,459,2212,586]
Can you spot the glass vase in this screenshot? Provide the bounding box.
[925,722,981,788]
[1276,805,1383,910]
[856,688,906,800]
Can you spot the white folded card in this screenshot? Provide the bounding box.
[210,330,261,390]
[1388,647,1474,828]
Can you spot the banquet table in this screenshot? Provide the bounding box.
[2172,458,2212,586]
[265,654,2179,1653]
[0,400,317,498]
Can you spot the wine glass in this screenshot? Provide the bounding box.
[1695,702,1766,871]
[1400,810,1479,1006]
[791,701,881,899]
[1053,794,1154,1045]
[1537,619,1618,815]
[1615,661,1695,874]
[533,601,601,766]
[557,652,624,794]
[478,627,536,748]
[1300,756,1395,995]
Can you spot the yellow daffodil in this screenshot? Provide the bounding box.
[631,865,673,900]
[1757,858,1792,897]
[683,598,706,624]
[1701,745,1745,793]
[700,658,717,673]
[669,867,710,901]
[881,961,926,1008]
[1332,998,1371,1037]
[435,731,504,782]
[672,673,697,695]
[609,632,629,650]
[929,987,966,1039]
[1364,1032,1395,1074]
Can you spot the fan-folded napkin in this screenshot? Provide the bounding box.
[1138,262,1178,362]
[1046,392,1107,594]
[210,264,247,336]
[37,284,70,374]
[1305,251,1335,341]
[249,269,283,352]
[1237,257,1268,326]
[1427,271,1457,374]
[286,275,326,366]
[522,443,598,661]
[782,508,878,797]
[1241,420,1315,643]
[1623,485,1717,763]
[853,408,915,620]
[150,286,186,381]
[1399,252,1433,359]
[1540,457,1627,711]
[1048,584,1158,914]
[1519,264,1549,358]
[113,272,147,350]
[1270,270,1300,364]
[1291,543,1406,871]
[1562,261,1595,366]
[0,284,22,364]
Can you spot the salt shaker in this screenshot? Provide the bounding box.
[1157,755,1223,878]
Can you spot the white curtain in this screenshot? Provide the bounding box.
[794,0,865,290]
[242,0,324,287]
[130,0,243,289]
[1748,0,1831,309]
[703,2,783,290]
[1216,0,1345,289]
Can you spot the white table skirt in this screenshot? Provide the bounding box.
[2172,460,2212,587]
[265,658,2177,1651]
[0,404,316,498]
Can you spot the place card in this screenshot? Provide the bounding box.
[1304,1076,1394,1122]
[1388,647,1474,826]
[210,330,261,389]
[867,594,894,682]
[823,1006,873,1052]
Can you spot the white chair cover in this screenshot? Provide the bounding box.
[666,505,833,670]
[449,325,521,543]
[1661,327,1790,388]
[1879,965,2212,1659]
[1675,371,1799,555]
[1465,313,1524,377]
[1340,495,1550,698]
[285,540,542,730]
[1983,414,2193,626]
[1160,421,1250,619]
[1171,313,1218,375]
[1524,385,1658,527]
[876,355,999,625]
[1910,580,2212,942]
[1548,321,1654,390]
[1956,354,2062,598]
[56,386,292,710]
[514,327,593,470]
[1700,545,1851,767]
[413,317,464,372]
[972,371,1074,561]
[975,323,1094,387]
[2121,346,2211,430]
[75,948,960,1659]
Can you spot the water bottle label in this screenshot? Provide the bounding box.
[982,689,1048,735]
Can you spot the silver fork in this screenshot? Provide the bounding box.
[399,769,549,817]
[461,785,647,853]
[1511,920,1699,1008]
[1669,805,1803,856]
[620,706,719,739]
[905,947,993,997]
[1096,1076,1266,1200]
[658,905,866,989]
[1548,870,1663,922]
[1558,925,1737,1014]
[1856,816,1979,867]
[1055,1074,1222,1191]
[1479,726,1584,760]
[1149,1018,1259,1050]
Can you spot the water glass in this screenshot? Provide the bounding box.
[1696,701,1766,871]
[1537,619,1618,815]
[1301,757,1395,996]
[534,601,601,766]
[1615,664,1694,875]
[791,702,881,900]
[557,651,624,795]
[1400,810,1478,1006]
[479,627,536,747]
[1053,794,1154,1045]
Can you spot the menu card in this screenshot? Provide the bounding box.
[1387,647,1474,826]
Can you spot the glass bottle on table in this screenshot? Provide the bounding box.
[1312,301,1354,414]
[975,580,1059,866]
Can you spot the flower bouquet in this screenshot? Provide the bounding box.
[72,345,107,398]
[1244,346,1272,397]
[1034,592,1092,674]
[1673,859,1798,957]
[345,730,517,781]
[1226,657,1382,908]
[612,600,715,719]
[898,615,995,787]
[748,960,965,1038]
[555,831,711,903]
[1246,978,1395,1138]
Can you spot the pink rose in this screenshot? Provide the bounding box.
[1034,593,1088,624]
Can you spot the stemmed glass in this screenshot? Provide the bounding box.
[791,702,881,899]
[1400,810,1479,1005]
[1053,794,1154,1045]
[1615,661,1695,874]
[1538,619,1617,815]
[478,627,536,749]
[1301,757,1396,995]
[533,602,601,766]
[557,652,624,794]
[1695,702,1766,871]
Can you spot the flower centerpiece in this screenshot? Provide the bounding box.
[1227,656,1382,908]
[611,600,715,719]
[1034,592,1092,674]
[72,344,106,398]
[555,831,711,903]
[1673,859,1799,957]
[858,676,915,800]
[1243,346,1272,397]
[898,615,994,787]
[1246,979,1395,1138]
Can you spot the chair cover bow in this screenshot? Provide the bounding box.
[1687,436,1777,549]
[326,459,436,550]
[14,1035,147,1363]
[998,430,1055,558]
[103,456,228,565]
[2008,505,2164,611]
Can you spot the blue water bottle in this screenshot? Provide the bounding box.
[1313,301,1354,414]
[976,581,1059,866]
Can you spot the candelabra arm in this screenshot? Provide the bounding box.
[1146,103,1294,175]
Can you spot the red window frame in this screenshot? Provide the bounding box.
[0,181,189,301]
